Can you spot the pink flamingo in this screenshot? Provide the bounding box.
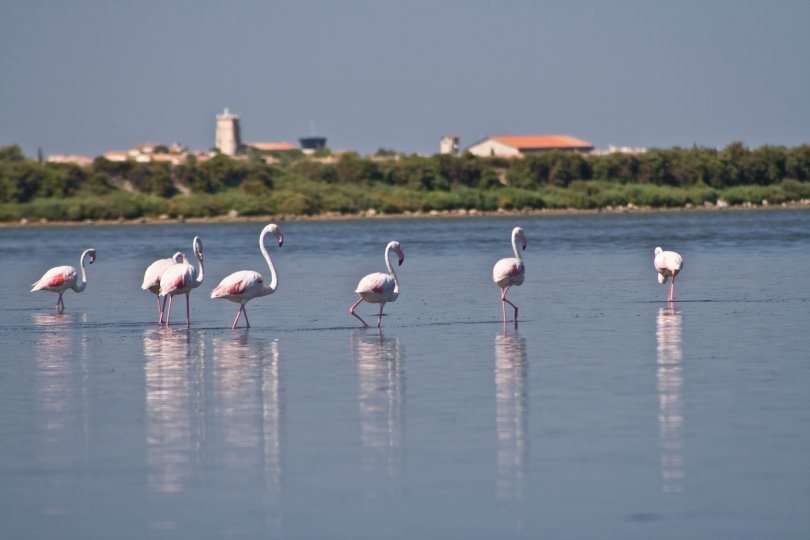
[159,237,204,327]
[210,224,283,329]
[493,227,527,323]
[142,251,187,323]
[654,247,683,302]
[31,248,97,311]
[349,241,405,328]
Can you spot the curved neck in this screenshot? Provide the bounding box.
[194,249,204,287]
[385,244,399,294]
[511,230,523,262]
[260,230,278,295]
[73,250,90,292]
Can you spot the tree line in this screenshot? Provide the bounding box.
[1,142,809,221]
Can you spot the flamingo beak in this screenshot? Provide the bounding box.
[398,252,404,266]
[278,234,284,247]
[89,253,96,263]
[521,238,527,251]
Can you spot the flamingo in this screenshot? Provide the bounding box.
[31,248,97,311]
[654,247,683,302]
[349,241,405,328]
[210,223,283,329]
[159,237,204,327]
[493,226,527,323]
[142,251,187,323]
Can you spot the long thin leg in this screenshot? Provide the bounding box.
[377,303,385,328]
[185,293,191,328]
[231,306,243,329]
[242,306,251,328]
[56,293,64,311]
[501,286,518,322]
[165,295,173,326]
[159,295,168,324]
[668,275,676,302]
[349,297,369,327]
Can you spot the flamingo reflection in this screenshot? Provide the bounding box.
[351,331,404,489]
[212,333,283,514]
[494,326,528,500]
[143,327,202,493]
[656,306,684,494]
[33,312,89,487]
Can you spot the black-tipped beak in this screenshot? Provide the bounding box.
[278,234,284,247]
[398,254,404,266]
[89,254,96,263]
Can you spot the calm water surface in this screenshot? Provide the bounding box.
[1,210,808,539]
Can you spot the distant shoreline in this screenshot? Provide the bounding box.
[2,200,808,228]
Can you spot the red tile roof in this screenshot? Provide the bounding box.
[249,142,298,152]
[493,135,593,150]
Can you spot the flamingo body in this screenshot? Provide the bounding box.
[158,237,204,327]
[142,252,186,323]
[350,241,405,328]
[493,227,527,323]
[654,247,683,302]
[31,248,96,311]
[211,224,283,329]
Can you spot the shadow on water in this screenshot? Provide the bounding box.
[351,331,404,495]
[494,325,528,501]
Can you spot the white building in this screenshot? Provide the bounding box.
[215,108,242,156]
[467,135,593,158]
[440,135,460,155]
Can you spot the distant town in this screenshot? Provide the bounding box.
[46,108,648,167]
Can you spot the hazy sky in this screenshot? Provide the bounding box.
[1,0,808,157]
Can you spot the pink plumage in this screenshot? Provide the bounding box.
[493,227,527,323]
[654,247,683,302]
[349,241,405,328]
[31,249,96,311]
[158,237,204,327]
[211,224,283,329]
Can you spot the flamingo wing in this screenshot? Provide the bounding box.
[159,263,195,296]
[211,270,263,298]
[356,272,395,296]
[31,266,77,292]
[493,257,525,285]
[655,251,683,275]
[142,257,175,291]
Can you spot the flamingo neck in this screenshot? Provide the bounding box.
[260,229,278,295]
[73,249,91,292]
[385,244,399,294]
[193,249,204,288]
[511,230,523,262]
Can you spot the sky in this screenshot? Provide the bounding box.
[1,0,809,158]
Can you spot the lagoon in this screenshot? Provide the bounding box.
[1,210,809,538]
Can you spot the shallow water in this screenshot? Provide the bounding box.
[1,210,809,539]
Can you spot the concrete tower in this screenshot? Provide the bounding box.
[440,135,460,155]
[215,108,242,156]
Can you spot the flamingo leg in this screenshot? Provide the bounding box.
[668,275,676,302]
[242,306,251,328]
[349,297,369,327]
[159,295,168,324]
[232,306,243,329]
[165,295,173,326]
[377,303,385,328]
[185,293,191,327]
[501,286,518,322]
[56,293,64,311]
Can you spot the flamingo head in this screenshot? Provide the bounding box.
[514,227,527,251]
[193,236,203,261]
[389,241,404,266]
[262,223,283,247]
[654,246,663,256]
[85,249,97,264]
